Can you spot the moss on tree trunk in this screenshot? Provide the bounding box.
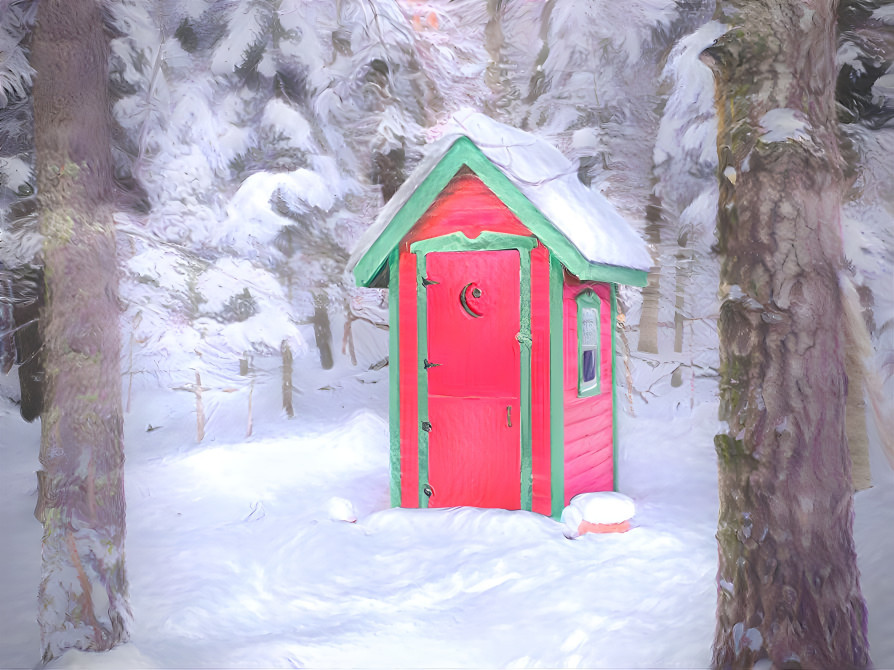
[703,1,870,667]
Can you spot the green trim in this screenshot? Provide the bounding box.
[410,230,537,255]
[518,249,533,511]
[412,232,534,511]
[548,255,565,518]
[576,291,602,398]
[415,252,430,509]
[388,252,401,508]
[353,136,647,289]
[611,283,619,492]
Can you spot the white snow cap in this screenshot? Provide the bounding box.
[350,109,651,276]
[561,491,636,538]
[327,497,358,523]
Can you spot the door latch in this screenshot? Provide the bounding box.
[506,405,512,427]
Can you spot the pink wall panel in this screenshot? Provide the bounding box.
[562,278,614,503]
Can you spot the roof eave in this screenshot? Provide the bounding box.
[352,136,648,288]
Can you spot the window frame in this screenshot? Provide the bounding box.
[576,290,601,397]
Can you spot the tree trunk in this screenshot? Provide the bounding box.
[703,1,870,667]
[637,196,663,354]
[32,0,131,661]
[282,339,294,418]
[313,290,333,370]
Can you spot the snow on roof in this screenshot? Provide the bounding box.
[349,110,652,282]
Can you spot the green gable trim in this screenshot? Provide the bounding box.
[353,136,647,289]
[411,231,535,511]
[388,251,401,508]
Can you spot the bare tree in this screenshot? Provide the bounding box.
[31,0,131,661]
[702,0,870,667]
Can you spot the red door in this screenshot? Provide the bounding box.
[424,250,521,509]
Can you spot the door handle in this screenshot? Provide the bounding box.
[506,405,512,427]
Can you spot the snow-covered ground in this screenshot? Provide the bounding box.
[1,355,892,669]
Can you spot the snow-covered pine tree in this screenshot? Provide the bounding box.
[835,0,894,485]
[0,0,41,417]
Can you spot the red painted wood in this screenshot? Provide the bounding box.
[563,279,614,503]
[398,251,419,507]
[530,244,552,515]
[425,250,521,509]
[401,170,531,250]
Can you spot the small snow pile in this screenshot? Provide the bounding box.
[327,496,358,523]
[561,492,636,539]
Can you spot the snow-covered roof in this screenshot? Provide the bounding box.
[350,110,651,287]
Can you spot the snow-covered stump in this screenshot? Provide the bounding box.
[561,492,636,539]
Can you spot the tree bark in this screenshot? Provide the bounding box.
[703,1,869,667]
[32,0,131,661]
[313,290,333,370]
[637,195,664,355]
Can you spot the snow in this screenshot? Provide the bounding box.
[349,110,652,278]
[0,155,31,193]
[654,20,725,168]
[758,108,811,144]
[2,353,892,669]
[566,491,636,525]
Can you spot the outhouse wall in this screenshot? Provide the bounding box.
[562,277,615,502]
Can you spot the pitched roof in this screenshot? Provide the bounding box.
[349,111,651,287]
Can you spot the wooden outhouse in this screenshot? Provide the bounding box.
[349,113,650,518]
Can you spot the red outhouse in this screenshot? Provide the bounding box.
[349,112,650,518]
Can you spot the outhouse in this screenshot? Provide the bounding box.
[348,112,650,518]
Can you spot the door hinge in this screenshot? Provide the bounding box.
[423,358,442,370]
[421,276,439,287]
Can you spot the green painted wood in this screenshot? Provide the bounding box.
[611,283,619,492]
[353,137,647,289]
[388,251,401,507]
[518,248,533,512]
[415,253,430,509]
[410,230,537,255]
[549,254,566,518]
[575,290,602,398]
[411,231,535,511]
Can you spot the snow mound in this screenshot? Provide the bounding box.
[328,496,358,523]
[561,492,636,538]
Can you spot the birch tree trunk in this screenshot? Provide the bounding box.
[702,1,870,667]
[32,0,131,661]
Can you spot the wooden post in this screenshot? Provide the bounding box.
[281,339,294,418]
[195,371,205,443]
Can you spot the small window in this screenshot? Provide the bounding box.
[577,291,601,397]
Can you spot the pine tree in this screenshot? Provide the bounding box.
[31,0,131,660]
[703,1,870,666]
